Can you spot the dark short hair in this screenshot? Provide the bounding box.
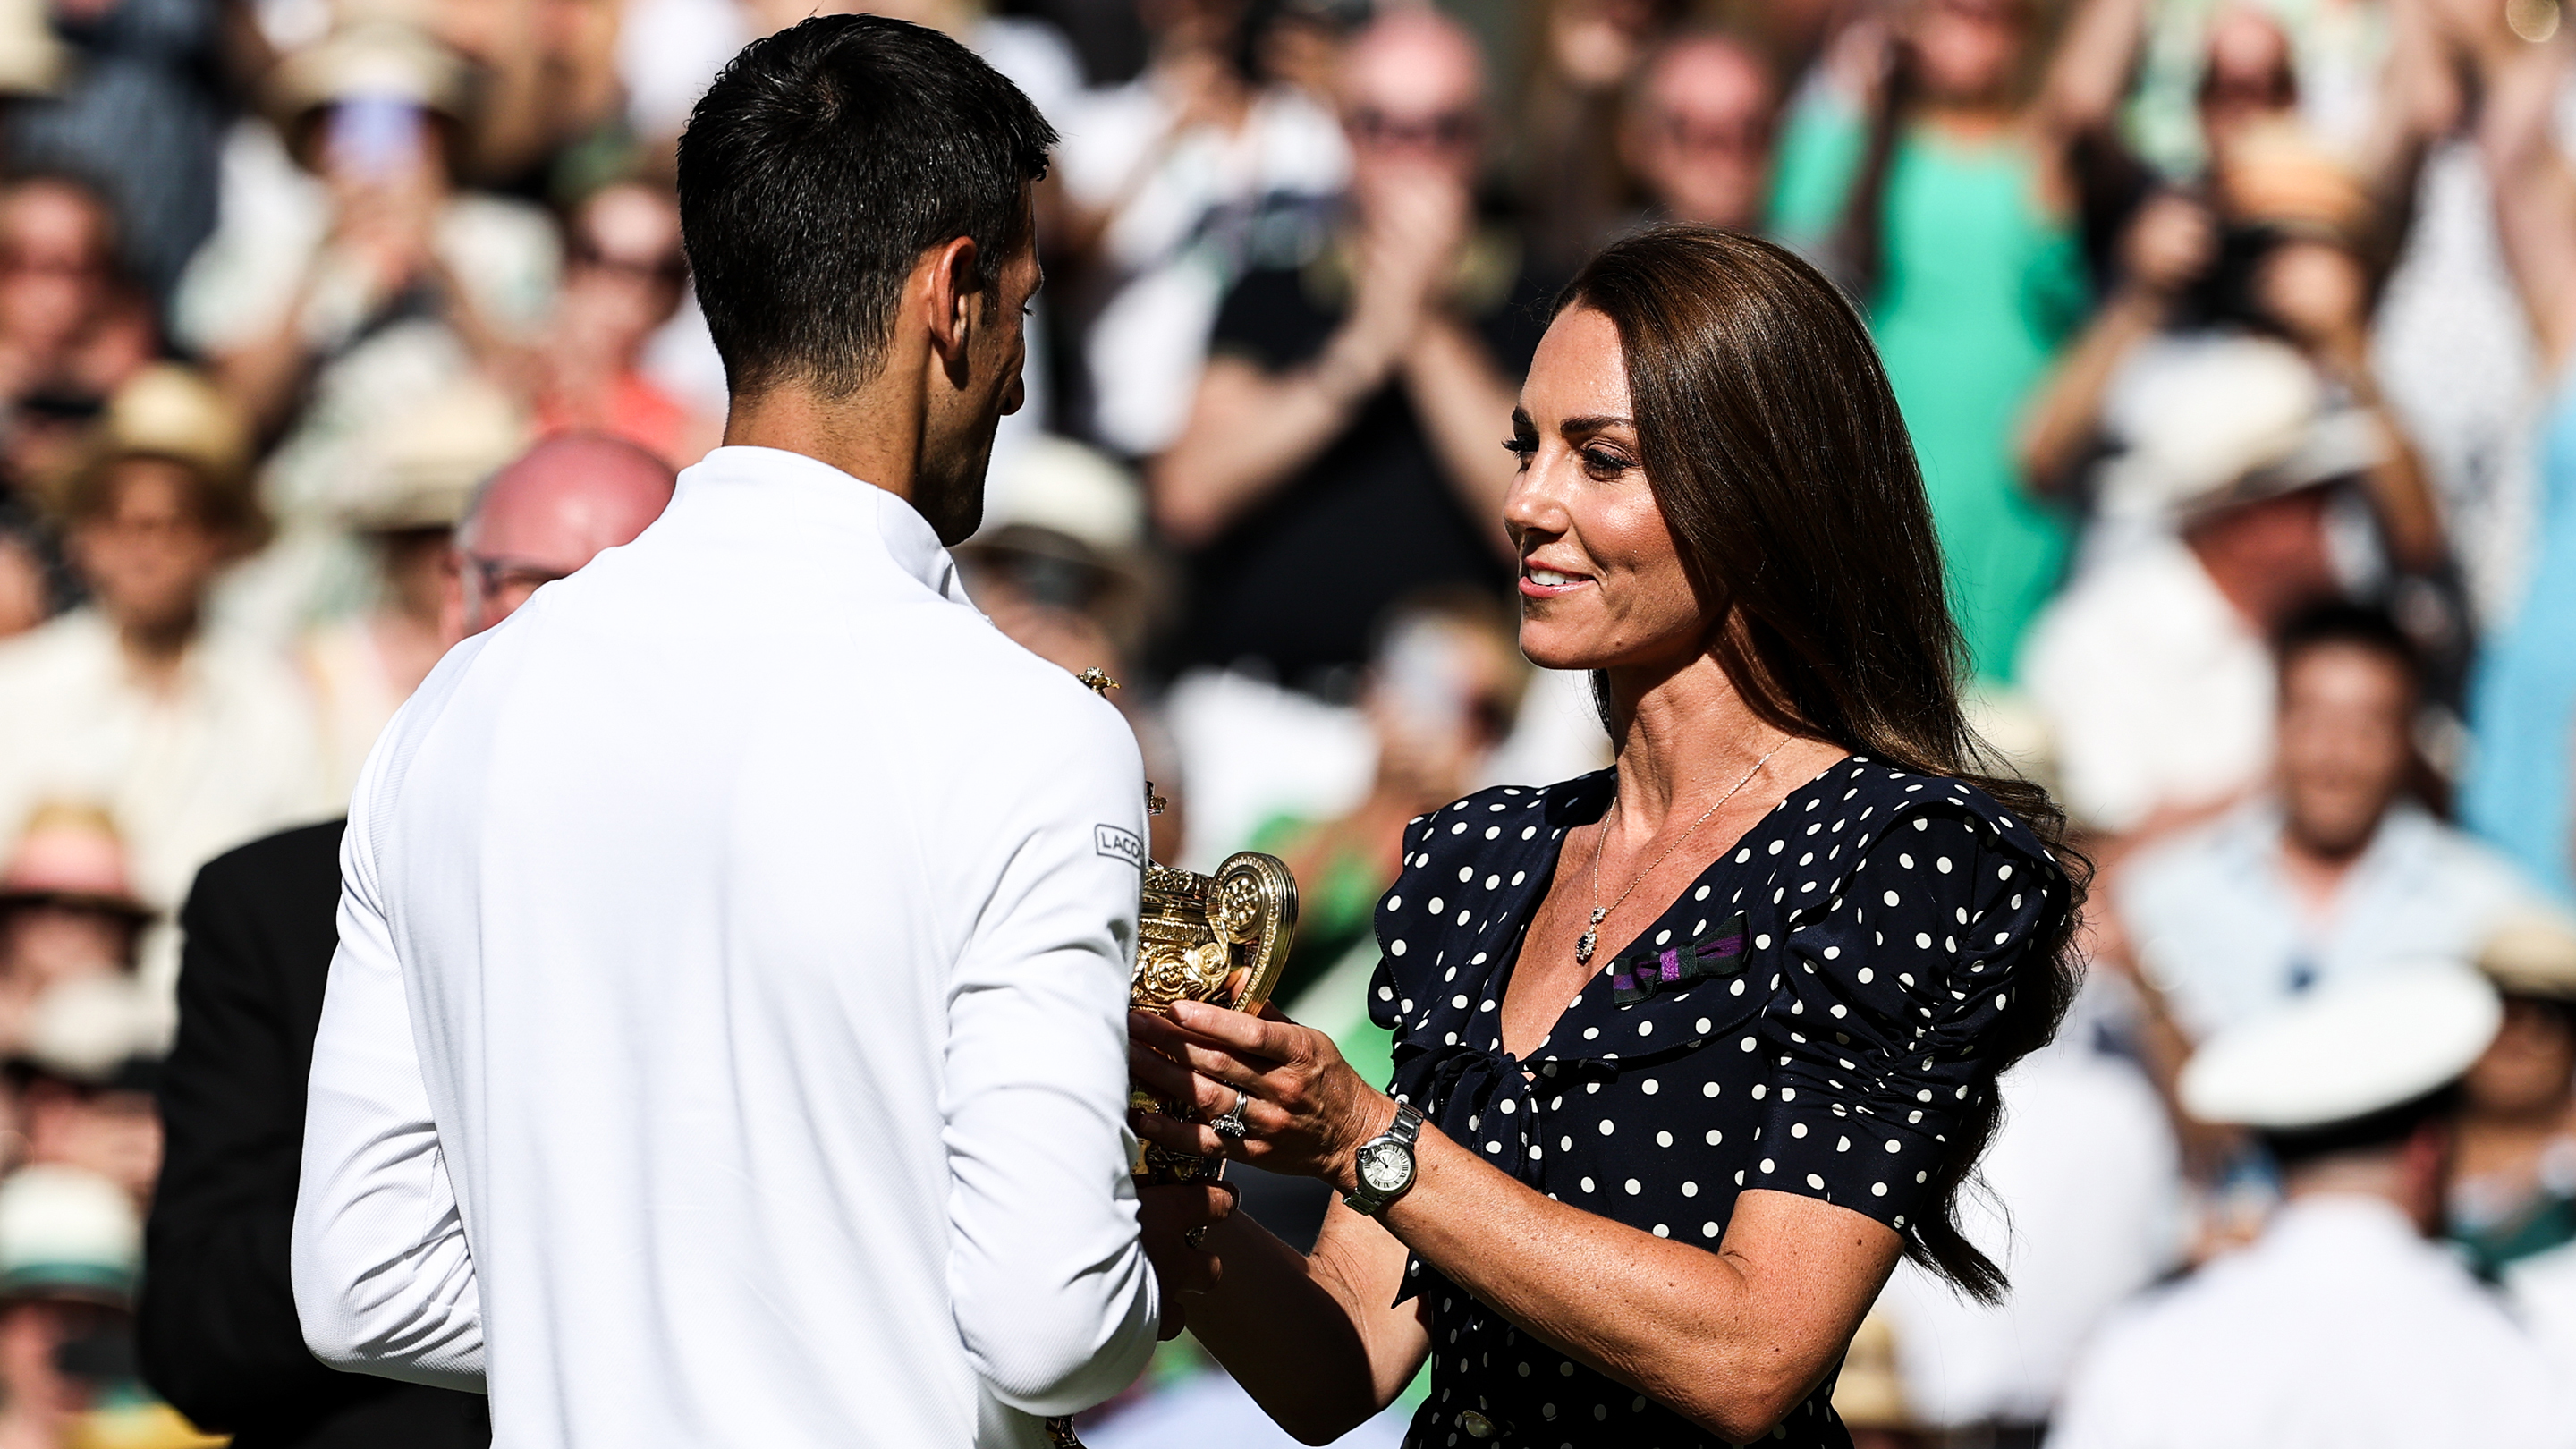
[2275,599,2419,694]
[61,453,267,551]
[2263,1082,2458,1170]
[676,15,1055,398]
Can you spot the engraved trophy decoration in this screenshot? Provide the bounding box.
[1131,849,1300,1180]
[1046,671,1299,1449]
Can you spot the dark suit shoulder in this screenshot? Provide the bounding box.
[186,820,347,921]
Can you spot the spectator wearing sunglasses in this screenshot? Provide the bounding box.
[1621,30,1780,233]
[1153,7,1549,693]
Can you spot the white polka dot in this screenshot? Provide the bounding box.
[1390,940,1408,956]
[1451,994,1469,1009]
[1791,1123,1807,1138]
[1655,1130,1674,1148]
[1885,1139,1902,1153]
[1755,933,1773,949]
[1451,822,1466,834]
[1857,968,1874,984]
[1598,1119,1615,1135]
[1638,1021,1654,1037]
[1914,932,1931,949]
[1623,1178,1641,1195]
[1898,853,1913,869]
[1759,1158,1775,1173]
[1641,1078,1659,1094]
[1936,857,1953,874]
[1378,985,1394,1001]
[1806,1174,1826,1190]
[1871,1182,1887,1197]
[1702,1081,1720,1097]
[1580,1176,1596,1193]
[1767,840,1784,855]
[1702,1221,1721,1238]
[1386,896,1402,911]
[1884,891,1901,907]
[1823,946,1841,960]
[1655,929,1671,945]
[1998,864,2012,879]
[1484,875,1501,889]
[1483,826,1499,839]
[1428,897,1445,914]
[1740,1037,1758,1052]
[1652,1224,1670,1238]
[1583,1026,1599,1040]
[1705,1129,1723,1145]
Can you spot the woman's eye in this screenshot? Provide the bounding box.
[1581,447,1631,478]
[1503,437,1537,468]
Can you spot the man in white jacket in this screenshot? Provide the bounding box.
[290,16,1226,1446]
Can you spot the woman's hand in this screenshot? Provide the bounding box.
[1129,1002,1396,1194]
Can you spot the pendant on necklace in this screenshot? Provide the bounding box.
[1576,907,1607,966]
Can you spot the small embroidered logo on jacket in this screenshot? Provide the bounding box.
[1094,825,1144,869]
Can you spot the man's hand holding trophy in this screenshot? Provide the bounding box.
[1048,670,1301,1449]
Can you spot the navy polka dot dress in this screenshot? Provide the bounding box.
[1367,757,2069,1448]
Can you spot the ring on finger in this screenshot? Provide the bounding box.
[1210,1089,1251,1139]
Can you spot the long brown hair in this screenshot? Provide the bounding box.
[1555,225,2086,1302]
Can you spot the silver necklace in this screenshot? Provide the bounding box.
[1578,740,1786,966]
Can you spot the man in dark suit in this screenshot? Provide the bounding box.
[138,436,675,1446]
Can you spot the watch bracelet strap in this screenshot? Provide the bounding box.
[1343,1101,1424,1216]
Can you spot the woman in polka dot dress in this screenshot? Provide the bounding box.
[1131,227,2083,1449]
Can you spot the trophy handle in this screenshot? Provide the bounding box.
[1211,851,1301,1014]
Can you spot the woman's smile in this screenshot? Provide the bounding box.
[1518,559,1595,597]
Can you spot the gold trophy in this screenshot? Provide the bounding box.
[1131,850,1299,1181]
[1046,672,1299,1449]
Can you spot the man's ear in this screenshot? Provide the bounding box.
[436,546,469,645]
[922,234,983,390]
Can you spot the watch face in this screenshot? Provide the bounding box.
[1358,1140,1411,1193]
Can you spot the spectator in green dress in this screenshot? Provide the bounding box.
[1767,0,2149,682]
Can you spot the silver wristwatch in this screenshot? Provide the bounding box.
[1342,1103,1424,1216]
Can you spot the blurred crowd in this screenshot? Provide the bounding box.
[0,0,2573,1440]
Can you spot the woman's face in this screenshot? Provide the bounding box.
[1504,306,1708,674]
[1909,0,2030,107]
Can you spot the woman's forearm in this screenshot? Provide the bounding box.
[1379,1126,1895,1444]
[1182,1207,1418,1444]
[1151,332,1398,547]
[1400,316,1522,561]
[2016,288,2160,495]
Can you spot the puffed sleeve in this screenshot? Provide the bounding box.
[1366,815,1438,1045]
[1746,801,2063,1231]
